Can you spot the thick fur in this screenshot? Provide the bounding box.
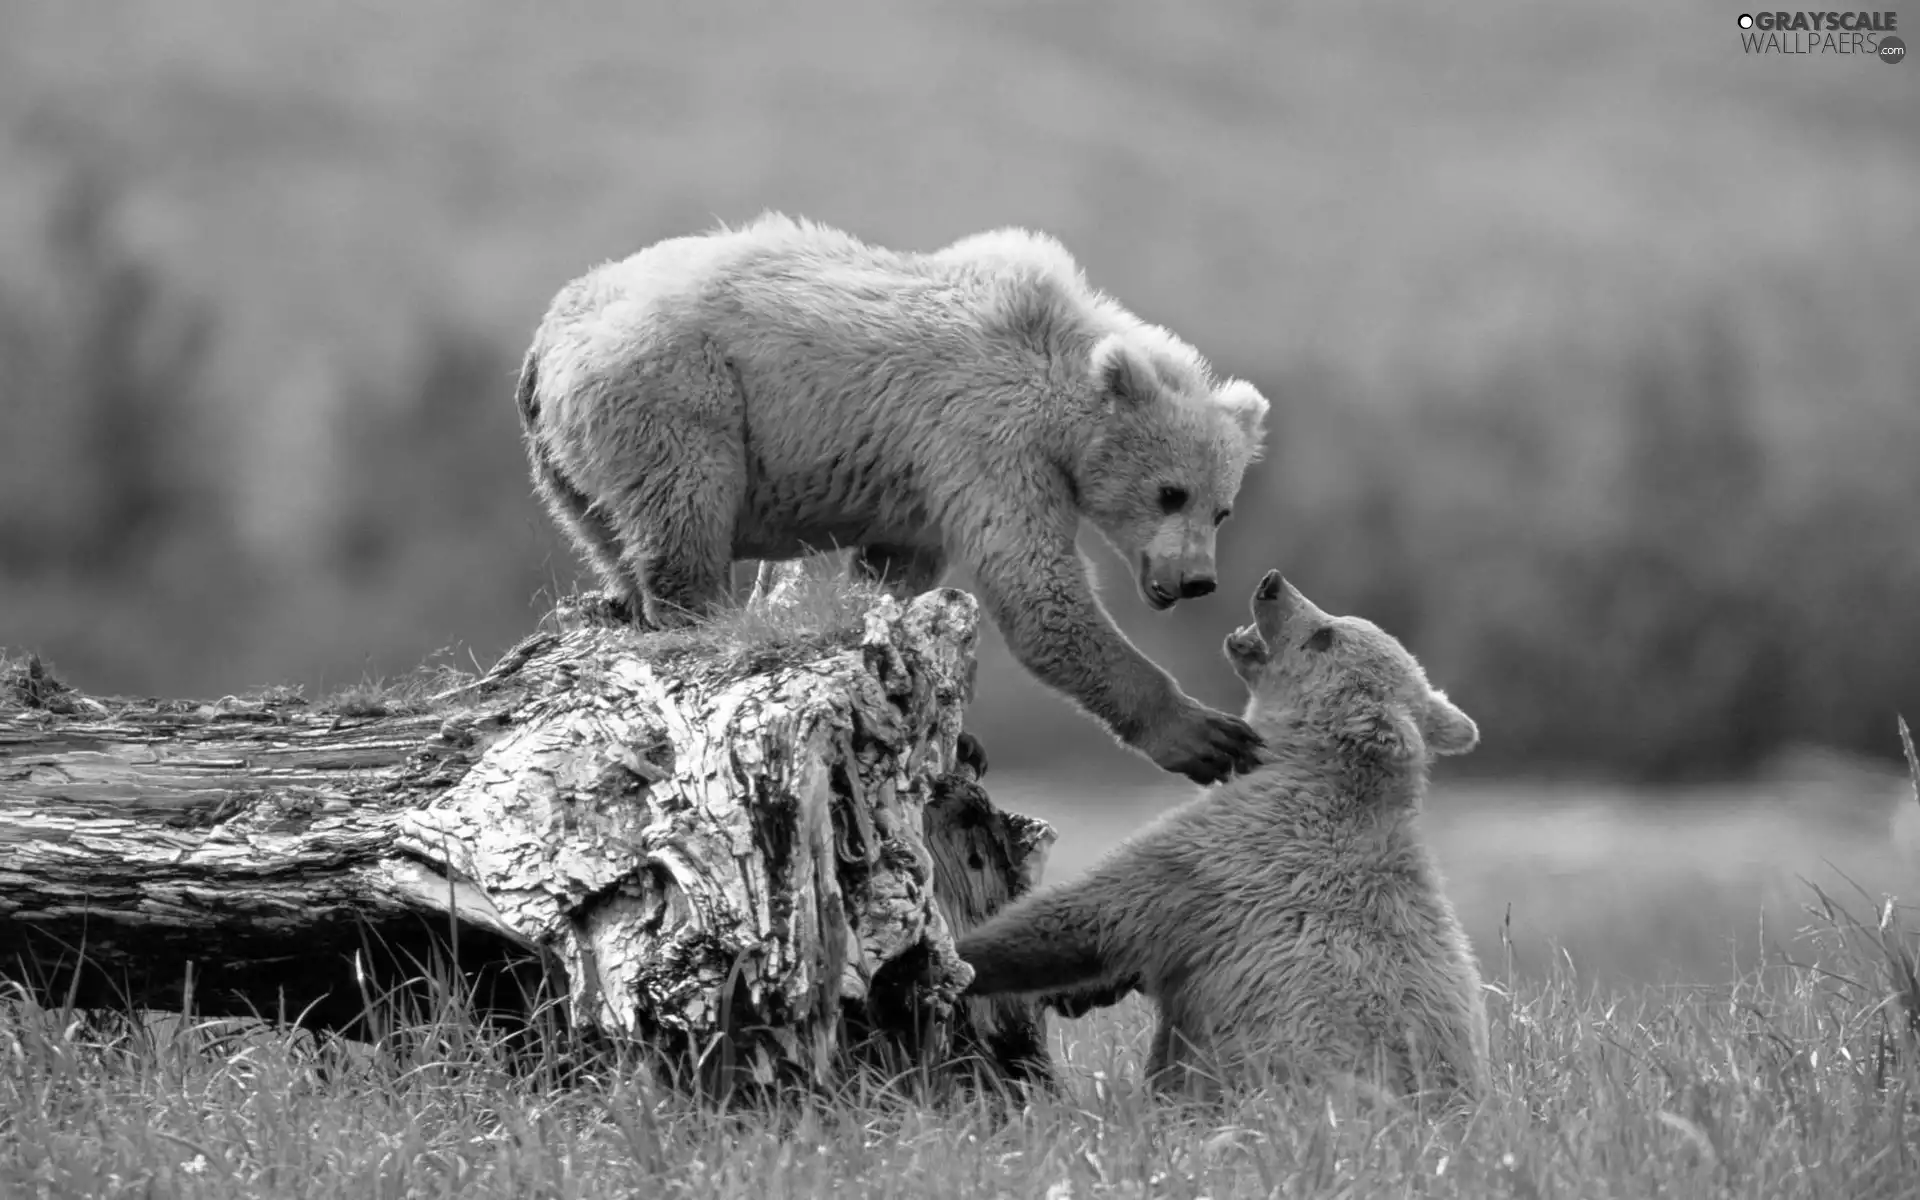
[957,571,1490,1104]
[517,214,1271,784]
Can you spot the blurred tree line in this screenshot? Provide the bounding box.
[2,156,1915,781]
[0,154,552,700]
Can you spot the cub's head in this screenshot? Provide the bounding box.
[1223,570,1478,768]
[1077,332,1269,612]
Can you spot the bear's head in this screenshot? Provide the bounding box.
[1076,332,1269,612]
[1222,569,1478,769]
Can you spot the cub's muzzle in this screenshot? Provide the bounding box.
[1251,568,1314,642]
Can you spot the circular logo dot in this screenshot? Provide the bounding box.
[1738,13,1754,29]
[1881,35,1907,64]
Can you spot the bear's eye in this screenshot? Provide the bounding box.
[1304,627,1335,652]
[1213,508,1231,527]
[1157,485,1190,513]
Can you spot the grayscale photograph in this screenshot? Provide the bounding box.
[1,3,1916,1195]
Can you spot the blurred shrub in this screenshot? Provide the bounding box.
[1239,307,1920,779]
[5,183,1914,779]
[327,319,531,586]
[0,156,553,695]
[0,162,220,580]
[3,154,1914,782]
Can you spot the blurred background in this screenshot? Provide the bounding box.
[2,1,1916,984]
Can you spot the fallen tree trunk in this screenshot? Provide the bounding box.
[0,589,1057,1092]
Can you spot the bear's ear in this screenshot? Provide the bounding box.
[1421,690,1479,757]
[1337,701,1421,767]
[1089,334,1159,409]
[1215,379,1270,444]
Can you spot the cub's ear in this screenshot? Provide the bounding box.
[1089,333,1159,409]
[1422,690,1479,756]
[1338,701,1421,767]
[1215,378,1270,445]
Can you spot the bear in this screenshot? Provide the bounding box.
[515,214,1270,784]
[954,569,1491,1105]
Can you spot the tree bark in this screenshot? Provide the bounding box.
[0,589,1058,1092]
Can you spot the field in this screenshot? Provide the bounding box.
[4,2,1920,1195]
[5,608,1915,1196]
[4,768,1918,1198]
[1002,761,1920,988]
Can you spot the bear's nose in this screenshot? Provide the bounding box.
[1178,575,1217,600]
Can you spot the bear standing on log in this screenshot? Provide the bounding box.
[515,214,1270,784]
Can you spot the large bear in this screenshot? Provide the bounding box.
[516,215,1270,784]
[956,571,1491,1104]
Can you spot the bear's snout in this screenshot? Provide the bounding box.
[1140,555,1215,610]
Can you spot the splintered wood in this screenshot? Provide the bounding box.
[0,589,1056,1091]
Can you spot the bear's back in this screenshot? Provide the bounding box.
[565,215,904,319]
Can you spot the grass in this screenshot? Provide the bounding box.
[4,568,889,722]
[2,727,1914,1197]
[319,667,473,720]
[3,875,1917,1198]
[553,563,893,681]
[311,562,896,710]
[998,726,1920,987]
[1,652,79,713]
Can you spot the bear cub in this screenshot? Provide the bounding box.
[956,570,1491,1104]
[515,215,1270,784]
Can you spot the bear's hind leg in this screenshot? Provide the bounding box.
[559,332,747,629]
[1146,1012,1216,1100]
[530,456,641,620]
[851,543,948,600]
[606,467,741,629]
[1146,1014,1179,1081]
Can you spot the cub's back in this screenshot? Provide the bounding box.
[531,217,1060,476]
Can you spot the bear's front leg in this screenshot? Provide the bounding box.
[969,536,1262,785]
[957,885,1113,998]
